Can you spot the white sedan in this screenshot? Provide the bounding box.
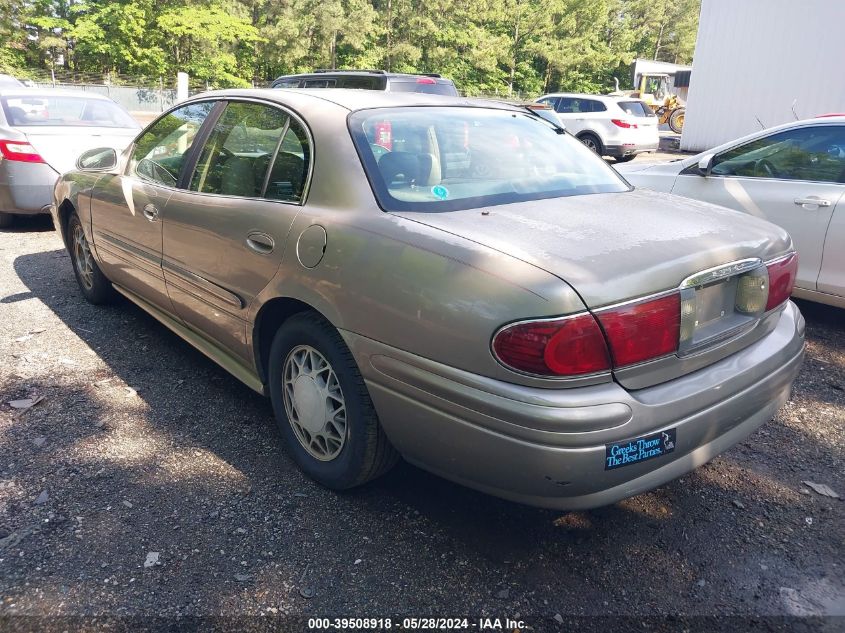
[618,117,845,309]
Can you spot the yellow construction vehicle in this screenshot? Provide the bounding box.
[611,73,686,133]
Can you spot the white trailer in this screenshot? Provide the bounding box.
[681,0,845,152]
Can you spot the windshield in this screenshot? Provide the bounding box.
[349,106,629,212]
[1,95,137,128]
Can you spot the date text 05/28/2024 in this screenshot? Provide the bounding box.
[307,617,527,630]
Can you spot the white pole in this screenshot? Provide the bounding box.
[176,72,189,102]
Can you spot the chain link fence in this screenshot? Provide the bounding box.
[19,69,179,114]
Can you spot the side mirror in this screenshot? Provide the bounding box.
[76,147,117,171]
[697,153,714,176]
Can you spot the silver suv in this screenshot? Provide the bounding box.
[271,69,459,96]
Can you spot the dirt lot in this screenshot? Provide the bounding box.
[1,217,843,630]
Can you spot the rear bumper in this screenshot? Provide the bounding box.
[345,301,805,509]
[0,160,60,215]
[605,141,659,157]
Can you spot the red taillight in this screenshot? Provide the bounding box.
[492,313,611,377]
[596,293,680,367]
[765,252,798,310]
[0,139,45,163]
[416,77,437,85]
[373,120,392,151]
[611,119,638,129]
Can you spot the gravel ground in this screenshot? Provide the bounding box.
[0,217,843,629]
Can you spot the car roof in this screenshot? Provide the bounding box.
[186,88,521,113]
[539,93,619,102]
[0,87,116,100]
[275,70,452,81]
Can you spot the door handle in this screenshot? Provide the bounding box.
[142,203,160,221]
[794,197,832,208]
[246,232,275,254]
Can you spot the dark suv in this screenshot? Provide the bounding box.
[270,70,459,96]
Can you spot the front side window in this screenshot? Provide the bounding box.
[190,102,289,197]
[129,102,215,187]
[273,79,302,89]
[349,106,629,213]
[302,79,336,88]
[1,95,137,128]
[538,97,560,111]
[712,126,845,183]
[556,98,575,113]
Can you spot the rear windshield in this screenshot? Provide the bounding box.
[349,106,629,213]
[1,95,136,127]
[617,101,656,118]
[388,79,459,96]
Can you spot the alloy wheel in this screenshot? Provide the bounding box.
[72,222,94,290]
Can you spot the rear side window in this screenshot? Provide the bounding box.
[556,99,607,114]
[337,76,384,90]
[190,101,289,198]
[388,79,458,96]
[617,101,656,117]
[1,95,137,128]
[265,119,311,203]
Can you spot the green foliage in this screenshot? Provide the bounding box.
[0,0,700,95]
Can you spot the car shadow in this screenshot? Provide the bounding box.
[4,246,843,617]
[0,214,55,234]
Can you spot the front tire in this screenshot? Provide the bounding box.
[613,155,637,163]
[669,107,685,133]
[267,312,398,489]
[0,212,14,228]
[67,212,115,304]
[578,132,604,156]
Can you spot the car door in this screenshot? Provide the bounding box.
[162,100,311,362]
[816,196,845,301]
[91,101,217,310]
[671,124,845,293]
[553,97,587,136]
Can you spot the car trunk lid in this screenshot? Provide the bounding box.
[18,126,137,174]
[394,189,793,388]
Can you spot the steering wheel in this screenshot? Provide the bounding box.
[370,143,389,160]
[754,159,778,178]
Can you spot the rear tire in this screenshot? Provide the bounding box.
[67,212,115,304]
[0,212,14,228]
[267,312,398,490]
[578,132,604,156]
[668,107,685,133]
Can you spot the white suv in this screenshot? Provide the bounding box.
[535,93,659,162]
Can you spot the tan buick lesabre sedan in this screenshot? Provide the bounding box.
[51,89,805,509]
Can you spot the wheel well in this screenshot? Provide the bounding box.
[253,297,324,385]
[57,200,76,248]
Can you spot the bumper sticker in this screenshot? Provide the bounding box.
[605,428,676,470]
